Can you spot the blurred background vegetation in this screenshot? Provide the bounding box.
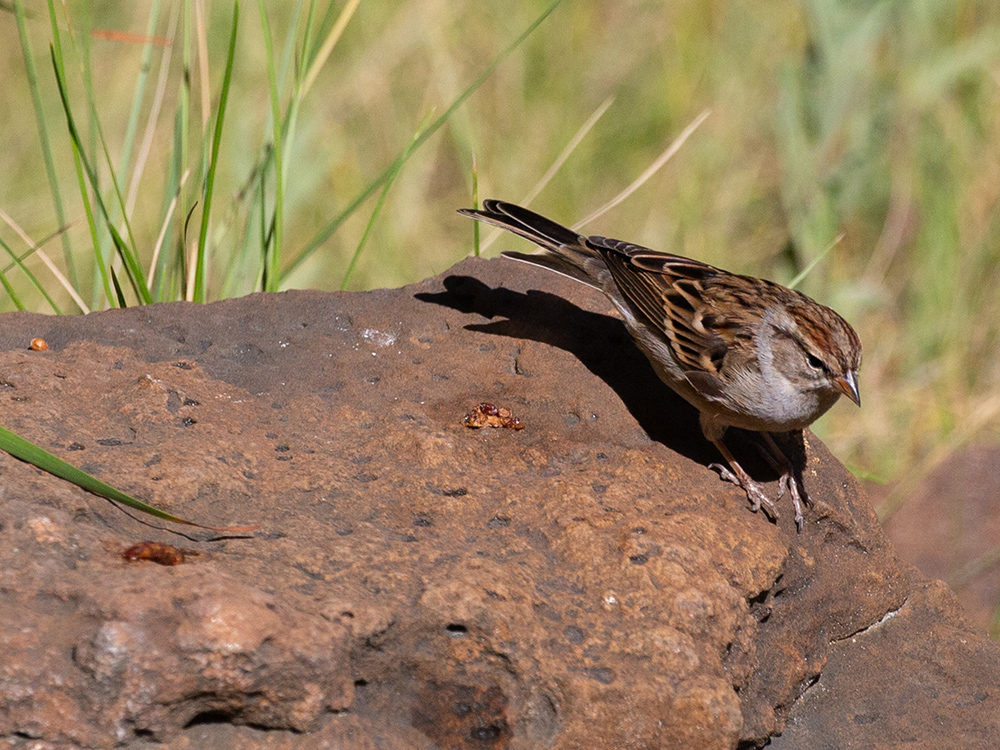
[1,1,1000,547]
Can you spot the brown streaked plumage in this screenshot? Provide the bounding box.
[458,200,863,530]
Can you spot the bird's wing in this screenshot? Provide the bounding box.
[586,236,753,380]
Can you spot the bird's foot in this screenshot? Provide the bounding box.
[709,462,779,522]
[777,471,810,532]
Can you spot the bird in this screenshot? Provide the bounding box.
[458,200,862,530]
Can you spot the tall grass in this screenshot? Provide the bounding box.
[1,0,999,496]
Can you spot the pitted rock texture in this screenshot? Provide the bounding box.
[0,257,997,749]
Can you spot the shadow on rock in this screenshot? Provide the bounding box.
[416,274,774,474]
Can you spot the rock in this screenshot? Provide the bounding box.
[769,580,1000,750]
[0,257,996,749]
[884,445,1000,637]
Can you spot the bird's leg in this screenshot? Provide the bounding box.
[759,432,810,531]
[709,438,779,522]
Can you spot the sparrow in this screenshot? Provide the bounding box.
[458,200,862,530]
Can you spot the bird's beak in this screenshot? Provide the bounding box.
[835,370,861,407]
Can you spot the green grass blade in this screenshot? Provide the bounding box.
[271,0,317,222]
[0,271,24,311]
[297,0,319,87]
[0,234,59,313]
[126,3,178,220]
[300,0,361,100]
[46,0,107,309]
[258,172,268,290]
[194,1,240,303]
[75,68,150,302]
[281,0,564,281]
[46,3,140,308]
[117,0,163,183]
[788,232,844,289]
[14,0,77,291]
[171,0,194,301]
[471,151,480,257]
[0,223,69,274]
[340,120,427,290]
[0,424,238,529]
[110,266,128,308]
[307,0,335,60]
[65,114,116,306]
[257,0,283,292]
[49,45,152,306]
[106,221,149,304]
[275,0,303,98]
[0,241,26,310]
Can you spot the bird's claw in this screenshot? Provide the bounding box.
[709,463,779,521]
[778,472,811,532]
[709,462,739,488]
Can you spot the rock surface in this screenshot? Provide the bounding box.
[0,257,996,749]
[884,445,1000,637]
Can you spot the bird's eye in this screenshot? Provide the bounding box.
[805,353,824,371]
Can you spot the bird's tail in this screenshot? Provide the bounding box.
[457,200,604,290]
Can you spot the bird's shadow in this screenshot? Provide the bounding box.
[416,275,793,475]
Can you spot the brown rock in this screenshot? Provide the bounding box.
[884,445,1000,637]
[0,257,996,749]
[769,579,1000,750]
